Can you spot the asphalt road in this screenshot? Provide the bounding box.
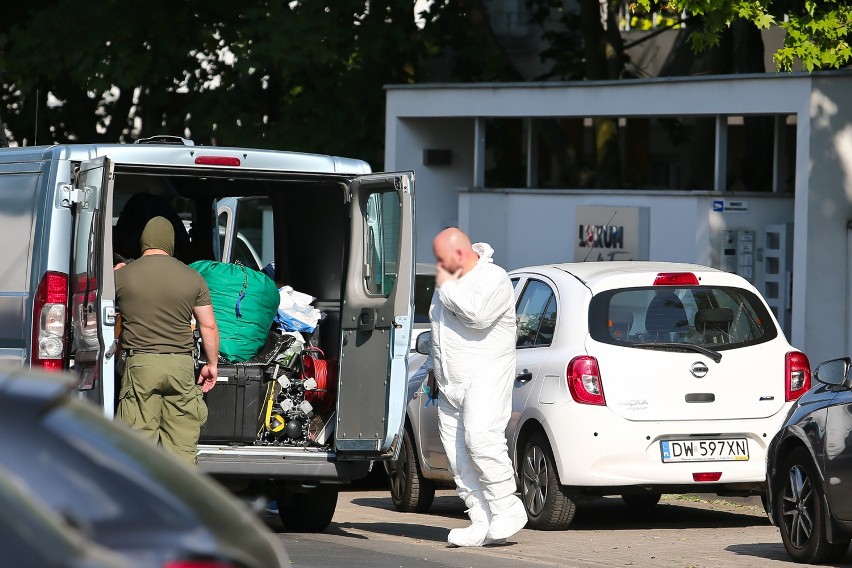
[261,489,839,568]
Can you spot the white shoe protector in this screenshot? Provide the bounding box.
[486,495,527,541]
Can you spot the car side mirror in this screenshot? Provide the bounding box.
[415,331,432,355]
[814,357,851,387]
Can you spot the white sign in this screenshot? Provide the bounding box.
[712,200,749,212]
[574,206,649,262]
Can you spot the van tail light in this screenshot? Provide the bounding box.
[567,356,606,405]
[194,155,241,166]
[785,351,811,401]
[32,271,68,371]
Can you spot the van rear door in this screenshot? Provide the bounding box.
[337,172,414,459]
[70,157,117,414]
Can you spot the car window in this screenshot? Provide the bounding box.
[515,279,556,348]
[234,234,262,271]
[231,197,271,269]
[589,286,777,349]
[413,273,435,323]
[364,191,401,296]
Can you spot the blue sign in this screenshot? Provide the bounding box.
[713,200,724,212]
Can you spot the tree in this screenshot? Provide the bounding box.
[0,0,848,170]
[0,1,423,168]
[634,0,852,71]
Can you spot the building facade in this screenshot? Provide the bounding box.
[384,72,852,365]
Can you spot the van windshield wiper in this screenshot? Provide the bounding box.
[631,342,722,363]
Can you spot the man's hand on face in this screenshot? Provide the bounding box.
[436,264,462,287]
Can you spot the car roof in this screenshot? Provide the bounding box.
[416,262,436,276]
[510,261,744,290]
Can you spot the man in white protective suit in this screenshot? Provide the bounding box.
[429,227,527,547]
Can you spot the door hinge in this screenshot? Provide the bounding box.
[60,184,86,208]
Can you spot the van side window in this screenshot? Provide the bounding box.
[0,173,38,291]
[364,191,401,296]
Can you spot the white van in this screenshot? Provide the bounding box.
[0,137,414,531]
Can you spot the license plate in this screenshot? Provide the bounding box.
[660,439,749,463]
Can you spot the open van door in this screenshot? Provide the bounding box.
[337,172,414,459]
[70,157,117,414]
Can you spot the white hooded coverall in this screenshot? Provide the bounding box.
[429,243,518,510]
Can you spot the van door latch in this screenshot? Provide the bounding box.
[104,340,118,359]
[358,308,376,331]
[103,306,117,326]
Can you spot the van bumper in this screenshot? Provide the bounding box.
[197,446,371,481]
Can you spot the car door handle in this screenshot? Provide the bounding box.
[516,370,533,383]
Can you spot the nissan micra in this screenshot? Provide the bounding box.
[387,261,811,530]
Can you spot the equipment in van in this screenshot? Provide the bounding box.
[190,260,280,362]
[275,285,322,333]
[200,328,338,448]
[262,346,337,445]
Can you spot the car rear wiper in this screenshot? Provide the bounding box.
[631,342,722,363]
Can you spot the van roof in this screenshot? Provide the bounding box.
[0,142,372,175]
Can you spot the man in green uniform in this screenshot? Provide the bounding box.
[115,216,219,466]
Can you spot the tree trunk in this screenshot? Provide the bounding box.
[580,0,626,188]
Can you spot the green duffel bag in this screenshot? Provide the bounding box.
[189,260,280,362]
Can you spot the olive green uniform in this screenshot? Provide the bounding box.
[115,217,213,466]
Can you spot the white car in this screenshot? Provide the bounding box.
[387,261,811,530]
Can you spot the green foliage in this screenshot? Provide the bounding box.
[633,0,851,71]
[1,0,848,162]
[775,4,852,71]
[0,1,424,166]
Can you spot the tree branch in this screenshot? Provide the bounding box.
[623,15,701,51]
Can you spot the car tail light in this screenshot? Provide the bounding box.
[785,351,811,401]
[195,155,241,166]
[693,472,722,482]
[653,272,699,286]
[567,356,606,405]
[31,271,68,371]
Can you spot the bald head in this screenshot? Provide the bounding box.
[433,227,479,276]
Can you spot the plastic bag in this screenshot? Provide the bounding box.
[275,286,322,333]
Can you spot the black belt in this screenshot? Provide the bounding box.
[126,350,192,357]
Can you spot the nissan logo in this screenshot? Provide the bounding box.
[690,361,709,378]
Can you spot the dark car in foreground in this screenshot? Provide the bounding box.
[766,357,852,564]
[0,367,288,568]
[0,464,130,568]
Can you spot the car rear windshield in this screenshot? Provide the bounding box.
[588,286,778,350]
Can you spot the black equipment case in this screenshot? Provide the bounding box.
[200,365,266,443]
[197,331,296,444]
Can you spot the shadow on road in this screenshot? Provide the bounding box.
[350,493,771,532]
[725,542,851,564]
[262,514,451,544]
